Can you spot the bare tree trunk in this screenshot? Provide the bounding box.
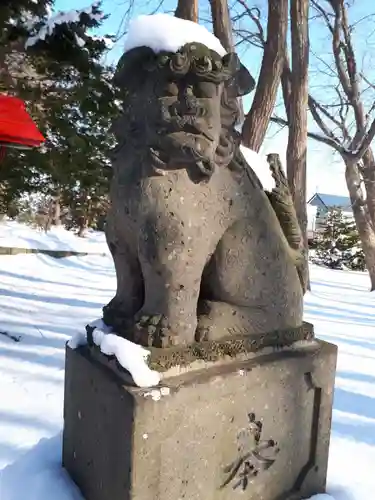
[286,0,310,288]
[45,200,53,233]
[53,192,61,226]
[361,149,375,226]
[209,0,233,51]
[241,0,288,151]
[77,192,91,237]
[209,0,244,122]
[77,216,88,237]
[175,0,198,22]
[270,0,375,290]
[345,159,375,290]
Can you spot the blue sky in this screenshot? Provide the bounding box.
[55,0,375,197]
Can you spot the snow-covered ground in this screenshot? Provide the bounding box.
[0,220,108,254]
[0,223,374,499]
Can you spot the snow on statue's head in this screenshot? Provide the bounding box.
[112,14,255,182]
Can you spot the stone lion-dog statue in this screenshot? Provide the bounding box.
[103,42,306,348]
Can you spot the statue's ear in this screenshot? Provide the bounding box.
[222,53,255,97]
[235,63,256,96]
[114,46,156,87]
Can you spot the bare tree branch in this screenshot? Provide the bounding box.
[271,116,345,153]
[335,86,351,142]
[237,0,375,287]
[236,1,265,45]
[309,94,343,132]
[352,118,375,162]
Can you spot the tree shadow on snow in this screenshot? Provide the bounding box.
[310,278,367,293]
[0,287,104,309]
[37,254,112,276]
[0,317,90,350]
[334,388,375,420]
[332,419,375,447]
[332,387,375,446]
[0,268,114,294]
[308,302,375,321]
[337,371,375,385]
[0,410,58,434]
[304,304,375,328]
[0,343,64,371]
[322,333,375,352]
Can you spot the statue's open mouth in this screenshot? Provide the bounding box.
[150,132,215,178]
[184,123,215,142]
[164,116,215,143]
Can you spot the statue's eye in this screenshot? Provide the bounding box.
[165,82,178,96]
[195,82,217,98]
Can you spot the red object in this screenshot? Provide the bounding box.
[0,94,45,149]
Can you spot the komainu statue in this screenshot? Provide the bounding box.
[103,41,306,348]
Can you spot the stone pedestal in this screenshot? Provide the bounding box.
[62,338,337,500]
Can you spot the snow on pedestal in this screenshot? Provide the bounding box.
[68,319,161,389]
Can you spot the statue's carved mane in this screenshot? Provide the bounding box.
[113,43,255,182]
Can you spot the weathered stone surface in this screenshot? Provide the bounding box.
[63,338,337,500]
[85,321,315,374]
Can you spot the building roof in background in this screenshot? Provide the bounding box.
[307,193,352,210]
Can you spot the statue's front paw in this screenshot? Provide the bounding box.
[134,314,178,348]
